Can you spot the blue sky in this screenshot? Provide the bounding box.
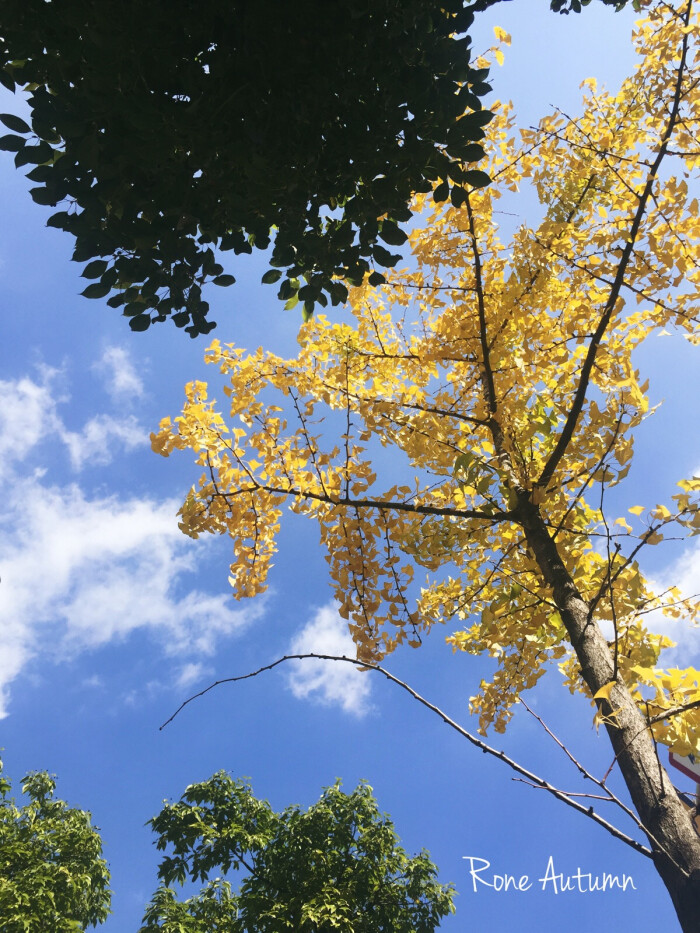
[1,3,699,931]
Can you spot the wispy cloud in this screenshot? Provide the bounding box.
[94,345,145,400]
[60,413,145,469]
[0,367,63,478]
[0,364,146,477]
[0,365,262,718]
[175,662,213,691]
[649,543,700,666]
[287,603,372,716]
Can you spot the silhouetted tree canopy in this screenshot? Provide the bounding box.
[0,0,634,335]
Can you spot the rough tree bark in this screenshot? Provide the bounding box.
[519,498,700,932]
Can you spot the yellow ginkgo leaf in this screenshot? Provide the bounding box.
[593,681,617,703]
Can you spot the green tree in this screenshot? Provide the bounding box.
[0,0,633,336]
[139,774,455,933]
[0,759,111,933]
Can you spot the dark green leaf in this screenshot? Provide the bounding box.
[328,282,348,306]
[471,109,496,127]
[368,271,386,287]
[123,301,147,316]
[261,269,282,285]
[18,141,53,164]
[100,266,119,289]
[446,116,488,144]
[14,148,35,168]
[463,169,491,189]
[372,243,401,268]
[129,313,152,331]
[219,231,242,251]
[0,112,30,134]
[461,144,485,163]
[80,282,111,299]
[378,221,407,246]
[0,70,15,93]
[46,211,71,229]
[212,274,235,286]
[278,279,297,301]
[460,91,484,112]
[450,185,467,208]
[0,133,24,152]
[72,240,101,263]
[81,260,109,279]
[432,181,450,203]
[25,164,54,182]
[458,5,476,26]
[29,186,60,206]
[297,285,318,302]
[269,244,297,267]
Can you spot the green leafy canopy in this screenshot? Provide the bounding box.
[0,759,111,933]
[0,0,486,335]
[139,774,455,933]
[0,0,633,336]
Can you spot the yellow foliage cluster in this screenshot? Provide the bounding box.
[153,2,700,753]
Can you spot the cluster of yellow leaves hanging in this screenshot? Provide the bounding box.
[153,2,700,756]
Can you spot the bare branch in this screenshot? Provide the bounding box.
[518,698,672,857]
[160,653,653,859]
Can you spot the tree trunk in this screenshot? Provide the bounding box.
[518,498,700,933]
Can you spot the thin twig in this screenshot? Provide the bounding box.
[518,698,673,859]
[512,780,618,802]
[160,653,652,858]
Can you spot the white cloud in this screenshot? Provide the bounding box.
[82,674,103,689]
[286,603,373,716]
[0,365,146,477]
[60,414,146,469]
[648,543,700,666]
[0,369,263,718]
[0,368,63,479]
[175,662,213,690]
[94,346,145,400]
[0,476,261,717]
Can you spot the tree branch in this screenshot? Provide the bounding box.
[537,8,694,491]
[518,698,673,857]
[160,653,652,858]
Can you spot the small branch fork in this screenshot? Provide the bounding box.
[516,699,683,863]
[160,652,652,859]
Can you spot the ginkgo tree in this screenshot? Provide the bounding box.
[152,2,700,929]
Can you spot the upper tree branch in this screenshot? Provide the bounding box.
[537,7,694,491]
[465,193,498,417]
[206,454,511,523]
